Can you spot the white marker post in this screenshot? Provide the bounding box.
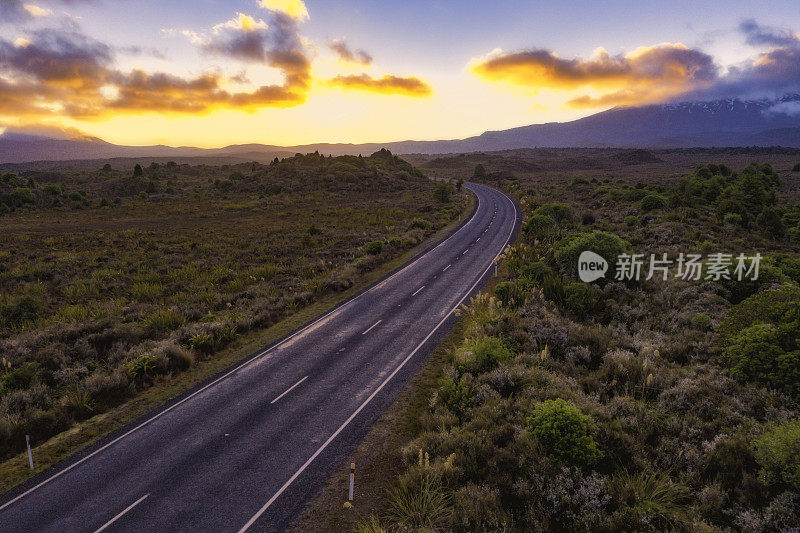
[348,463,355,502]
[25,435,33,470]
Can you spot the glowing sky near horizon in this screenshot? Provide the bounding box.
[1,0,800,147]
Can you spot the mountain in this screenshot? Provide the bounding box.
[2,95,800,164]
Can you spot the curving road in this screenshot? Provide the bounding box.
[0,182,519,532]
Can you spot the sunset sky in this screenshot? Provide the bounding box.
[1,0,800,147]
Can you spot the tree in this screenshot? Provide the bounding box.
[133,164,143,177]
[434,182,453,203]
[473,164,486,179]
[456,178,463,191]
[102,163,112,172]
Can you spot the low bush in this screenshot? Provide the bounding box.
[640,194,667,212]
[365,241,383,255]
[527,398,602,468]
[753,419,800,490]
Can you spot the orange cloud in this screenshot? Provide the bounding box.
[327,74,432,96]
[0,29,309,120]
[257,0,309,21]
[471,44,719,108]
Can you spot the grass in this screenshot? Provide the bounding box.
[0,183,473,496]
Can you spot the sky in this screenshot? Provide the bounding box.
[1,0,800,147]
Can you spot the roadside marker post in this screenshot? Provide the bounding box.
[25,435,33,470]
[348,463,355,501]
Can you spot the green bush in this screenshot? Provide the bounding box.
[640,194,667,212]
[724,324,800,397]
[440,375,476,416]
[519,261,553,285]
[624,215,638,227]
[8,188,35,207]
[408,218,433,231]
[724,212,743,226]
[792,163,800,172]
[523,213,556,240]
[754,419,800,490]
[494,281,526,308]
[533,203,573,224]
[552,231,630,279]
[434,182,453,203]
[365,241,383,255]
[454,336,513,375]
[526,398,602,467]
[563,282,604,319]
[691,313,712,330]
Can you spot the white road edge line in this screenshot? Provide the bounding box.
[0,185,488,513]
[93,493,150,533]
[270,376,308,405]
[442,264,451,272]
[362,319,382,335]
[237,190,518,533]
[411,285,425,297]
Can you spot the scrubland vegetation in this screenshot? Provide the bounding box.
[0,150,467,465]
[313,149,800,532]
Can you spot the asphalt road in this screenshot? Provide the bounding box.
[0,182,519,532]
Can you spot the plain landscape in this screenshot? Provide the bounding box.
[3,0,800,530]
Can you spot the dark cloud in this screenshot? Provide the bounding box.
[329,39,372,66]
[739,19,799,49]
[0,27,309,119]
[327,74,432,96]
[199,12,312,90]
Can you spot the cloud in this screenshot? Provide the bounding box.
[0,0,89,22]
[739,19,800,49]
[329,39,372,66]
[471,21,800,109]
[0,28,310,119]
[327,74,432,96]
[23,4,53,17]
[471,44,718,108]
[257,0,308,21]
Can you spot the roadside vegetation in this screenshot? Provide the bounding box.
[327,149,800,531]
[0,150,468,464]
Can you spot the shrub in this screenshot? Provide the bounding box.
[581,212,595,225]
[523,213,556,240]
[453,336,513,375]
[440,375,476,416]
[434,182,453,203]
[408,218,433,231]
[494,281,525,308]
[692,313,712,330]
[624,215,638,227]
[527,398,602,468]
[724,324,800,397]
[365,241,383,255]
[520,261,553,285]
[792,163,800,172]
[640,194,667,212]
[387,474,452,530]
[0,296,42,327]
[563,282,604,319]
[724,212,743,226]
[144,308,185,332]
[534,202,573,224]
[552,231,630,279]
[609,470,690,530]
[753,419,800,490]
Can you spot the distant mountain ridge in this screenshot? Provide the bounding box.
[3,94,800,164]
